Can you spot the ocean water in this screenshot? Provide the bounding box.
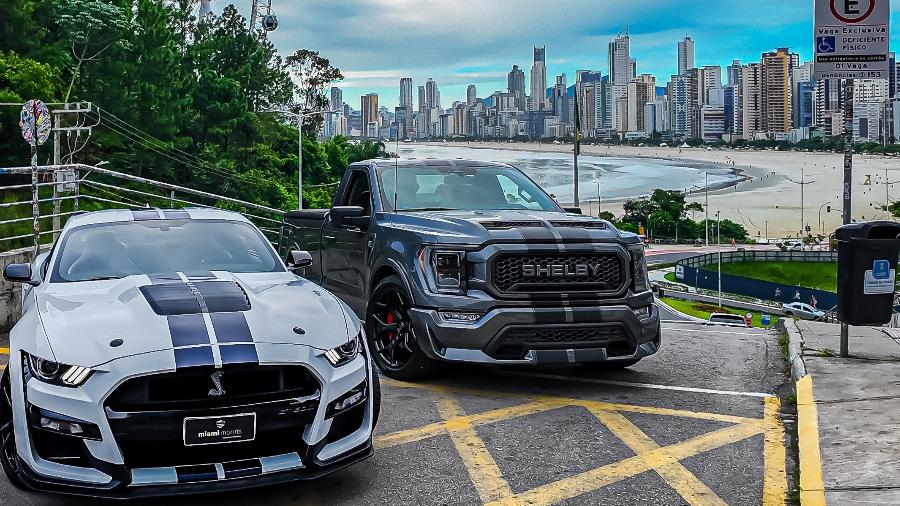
[395,142,741,203]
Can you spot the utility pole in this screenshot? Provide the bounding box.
[840,79,854,358]
[50,102,93,240]
[785,166,815,243]
[705,172,709,252]
[717,211,722,308]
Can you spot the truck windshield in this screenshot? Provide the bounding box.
[378,165,561,212]
[51,219,282,282]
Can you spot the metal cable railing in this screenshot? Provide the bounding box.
[0,163,288,254]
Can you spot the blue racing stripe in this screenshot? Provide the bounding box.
[222,459,263,479]
[173,347,215,368]
[175,464,218,483]
[167,314,210,347]
[219,344,258,365]
[210,312,252,343]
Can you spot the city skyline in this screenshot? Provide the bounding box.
[234,0,900,109]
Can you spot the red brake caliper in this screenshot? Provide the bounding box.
[386,311,396,341]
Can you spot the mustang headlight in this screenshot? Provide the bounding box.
[324,332,362,367]
[24,353,94,387]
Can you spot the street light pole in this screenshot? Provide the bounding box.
[818,202,831,237]
[264,109,334,209]
[716,211,722,308]
[705,172,709,252]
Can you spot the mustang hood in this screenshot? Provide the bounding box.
[36,272,353,368]
[387,209,632,245]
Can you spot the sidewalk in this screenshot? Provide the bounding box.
[784,320,900,505]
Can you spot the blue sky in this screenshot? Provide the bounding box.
[226,0,900,110]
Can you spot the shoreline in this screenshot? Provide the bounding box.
[412,141,899,238]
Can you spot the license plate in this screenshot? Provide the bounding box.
[183,413,256,446]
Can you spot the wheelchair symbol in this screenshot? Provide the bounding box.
[817,36,836,53]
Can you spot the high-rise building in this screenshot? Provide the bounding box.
[530,46,549,111]
[608,32,633,133]
[760,48,793,133]
[889,53,898,98]
[741,63,762,137]
[701,66,723,100]
[726,60,742,87]
[677,35,695,76]
[360,93,379,138]
[467,85,477,106]
[551,74,570,125]
[668,74,690,137]
[626,74,655,133]
[425,78,440,109]
[330,87,343,112]
[508,65,526,109]
[417,86,426,112]
[399,78,413,109]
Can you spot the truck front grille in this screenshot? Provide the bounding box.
[486,325,634,359]
[491,253,625,294]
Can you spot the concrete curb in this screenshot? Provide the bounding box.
[776,317,808,384]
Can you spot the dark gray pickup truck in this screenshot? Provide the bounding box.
[278,159,660,379]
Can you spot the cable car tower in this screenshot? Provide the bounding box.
[250,0,278,36]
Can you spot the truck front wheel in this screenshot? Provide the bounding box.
[366,276,437,380]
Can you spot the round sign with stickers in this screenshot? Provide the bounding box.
[19,100,52,146]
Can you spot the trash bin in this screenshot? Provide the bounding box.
[836,221,900,326]
[761,314,771,326]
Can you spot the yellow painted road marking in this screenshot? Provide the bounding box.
[796,375,827,506]
[762,396,787,506]
[589,406,729,506]
[382,378,760,425]
[433,394,515,503]
[488,422,765,506]
[375,400,559,449]
[0,347,8,355]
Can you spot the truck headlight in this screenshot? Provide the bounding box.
[24,353,94,387]
[628,244,650,293]
[324,332,361,367]
[421,249,467,294]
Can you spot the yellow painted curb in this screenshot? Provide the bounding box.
[796,375,827,506]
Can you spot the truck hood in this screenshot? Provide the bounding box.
[388,209,633,245]
[35,272,353,368]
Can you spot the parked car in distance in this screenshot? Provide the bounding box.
[779,240,803,252]
[781,302,826,320]
[707,313,751,327]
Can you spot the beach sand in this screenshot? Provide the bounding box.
[421,141,900,239]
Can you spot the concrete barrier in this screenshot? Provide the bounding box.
[0,246,42,331]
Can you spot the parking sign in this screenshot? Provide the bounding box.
[813,0,891,80]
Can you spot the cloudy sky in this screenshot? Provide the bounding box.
[226,0,900,110]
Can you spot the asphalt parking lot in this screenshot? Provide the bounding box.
[0,321,795,506]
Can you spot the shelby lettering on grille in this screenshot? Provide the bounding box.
[493,253,624,293]
[184,413,256,446]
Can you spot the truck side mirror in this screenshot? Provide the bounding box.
[562,207,583,215]
[288,250,313,268]
[330,206,370,228]
[4,263,38,286]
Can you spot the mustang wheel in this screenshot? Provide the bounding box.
[366,276,436,380]
[0,370,25,489]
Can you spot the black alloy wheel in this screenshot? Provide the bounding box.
[366,276,436,380]
[0,370,25,489]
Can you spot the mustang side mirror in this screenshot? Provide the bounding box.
[4,263,37,286]
[288,250,313,270]
[330,206,370,228]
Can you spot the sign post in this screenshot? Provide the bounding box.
[19,100,52,259]
[814,0,891,357]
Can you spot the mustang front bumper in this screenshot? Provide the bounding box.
[11,343,375,498]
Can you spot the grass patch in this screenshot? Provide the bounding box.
[659,296,779,329]
[664,272,677,283]
[778,331,789,361]
[703,261,837,292]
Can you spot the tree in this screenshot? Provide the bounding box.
[285,49,344,135]
[0,51,61,167]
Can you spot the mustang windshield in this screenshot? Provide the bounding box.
[378,165,561,212]
[52,219,281,282]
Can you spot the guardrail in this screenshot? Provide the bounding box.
[678,250,838,269]
[0,163,286,255]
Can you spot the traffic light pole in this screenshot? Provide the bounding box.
[840,78,854,358]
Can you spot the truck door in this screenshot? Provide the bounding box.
[321,169,372,314]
